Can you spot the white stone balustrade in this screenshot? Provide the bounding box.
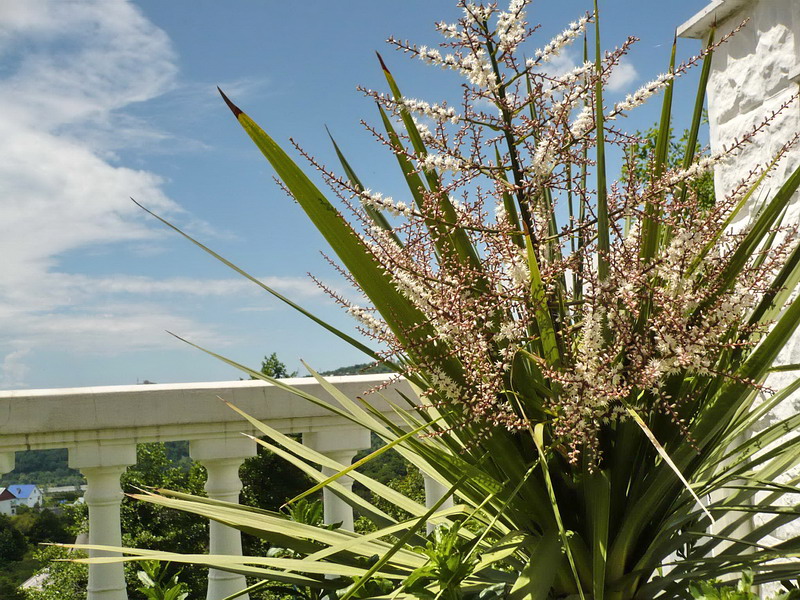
[303,428,372,531]
[423,475,454,534]
[190,436,257,600]
[0,374,413,600]
[69,443,137,600]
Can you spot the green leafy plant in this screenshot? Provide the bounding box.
[403,523,481,600]
[688,571,800,600]
[135,561,188,600]
[70,1,800,598]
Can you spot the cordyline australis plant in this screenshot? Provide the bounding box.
[71,1,800,599]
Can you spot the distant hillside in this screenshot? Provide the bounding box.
[0,448,83,487]
[320,362,393,377]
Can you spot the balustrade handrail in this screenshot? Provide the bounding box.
[0,374,413,453]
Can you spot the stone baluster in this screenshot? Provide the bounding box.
[423,474,454,534]
[303,428,371,531]
[0,452,14,477]
[190,437,256,600]
[69,442,137,600]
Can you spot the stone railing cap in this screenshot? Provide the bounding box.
[677,0,753,39]
[0,373,393,398]
[0,374,413,449]
[790,64,800,85]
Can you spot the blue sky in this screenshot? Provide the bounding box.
[0,0,710,389]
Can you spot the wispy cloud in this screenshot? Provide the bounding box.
[0,348,31,388]
[0,0,180,282]
[607,61,638,93]
[53,274,324,299]
[0,0,260,387]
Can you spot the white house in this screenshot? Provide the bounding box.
[2,484,44,513]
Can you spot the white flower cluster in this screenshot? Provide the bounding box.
[661,153,725,187]
[715,282,757,329]
[569,305,611,396]
[495,200,508,224]
[569,105,594,139]
[417,45,443,65]
[393,269,432,309]
[360,189,413,217]
[496,0,527,54]
[531,139,556,177]
[346,305,387,336]
[421,152,465,173]
[426,367,461,401]
[460,51,498,89]
[550,61,594,92]
[497,319,525,342]
[412,117,437,144]
[657,229,700,295]
[462,2,492,25]
[530,16,590,64]
[437,21,461,39]
[428,15,502,89]
[416,45,496,89]
[612,73,674,114]
[505,250,530,291]
[399,97,459,124]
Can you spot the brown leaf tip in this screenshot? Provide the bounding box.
[217,87,243,118]
[376,51,390,74]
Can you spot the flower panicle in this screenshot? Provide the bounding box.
[290,3,800,465]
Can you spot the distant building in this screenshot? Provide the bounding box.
[0,487,15,515]
[0,484,44,514]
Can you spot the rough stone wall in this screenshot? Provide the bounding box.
[707,0,799,222]
[697,0,800,550]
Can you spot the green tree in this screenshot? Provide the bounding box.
[0,449,83,488]
[0,515,27,562]
[11,509,71,546]
[22,546,88,600]
[251,352,298,379]
[0,575,26,600]
[625,123,715,209]
[119,444,208,599]
[320,362,392,376]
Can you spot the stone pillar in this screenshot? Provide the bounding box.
[190,437,256,600]
[423,474,454,534]
[0,452,14,476]
[303,428,371,531]
[678,0,800,227]
[677,0,800,573]
[69,442,137,600]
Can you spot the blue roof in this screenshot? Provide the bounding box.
[7,484,38,499]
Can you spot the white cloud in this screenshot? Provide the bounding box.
[50,274,324,299]
[0,0,181,282]
[0,268,328,387]
[0,0,242,387]
[0,348,31,388]
[607,61,638,93]
[539,51,581,79]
